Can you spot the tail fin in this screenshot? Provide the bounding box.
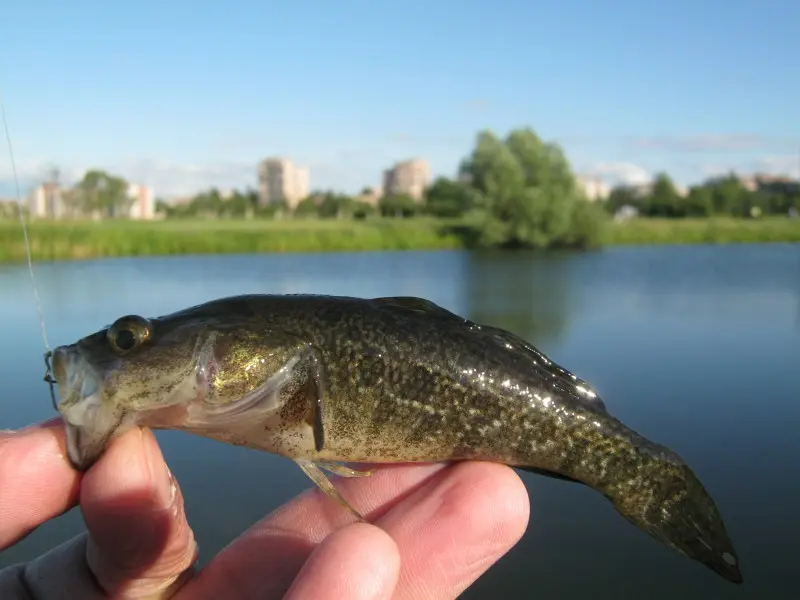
[610,460,742,584]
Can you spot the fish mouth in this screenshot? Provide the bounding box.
[50,345,120,471]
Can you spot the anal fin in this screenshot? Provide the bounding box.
[295,458,367,521]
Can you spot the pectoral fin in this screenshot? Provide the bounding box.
[295,458,366,521]
[182,344,328,440]
[183,354,302,431]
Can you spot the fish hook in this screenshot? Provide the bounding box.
[43,350,59,412]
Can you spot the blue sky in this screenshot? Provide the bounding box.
[1,0,798,198]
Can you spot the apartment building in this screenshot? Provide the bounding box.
[27,180,155,219]
[737,173,800,194]
[126,183,155,219]
[382,159,431,201]
[27,182,66,219]
[257,157,310,209]
[576,175,611,201]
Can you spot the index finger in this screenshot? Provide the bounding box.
[183,461,529,599]
[0,418,81,550]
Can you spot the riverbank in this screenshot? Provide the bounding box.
[0,216,798,263]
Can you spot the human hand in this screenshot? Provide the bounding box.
[0,418,530,599]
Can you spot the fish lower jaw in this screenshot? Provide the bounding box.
[62,420,95,470]
[59,390,127,471]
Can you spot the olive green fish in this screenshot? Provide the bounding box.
[47,294,742,584]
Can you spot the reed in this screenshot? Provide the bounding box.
[0,216,797,263]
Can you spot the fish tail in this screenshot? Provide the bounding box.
[603,450,743,584]
[509,411,742,584]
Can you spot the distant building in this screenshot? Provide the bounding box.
[28,182,66,219]
[126,184,155,219]
[614,205,639,222]
[27,180,155,220]
[382,159,430,201]
[737,173,799,195]
[257,157,310,209]
[576,175,610,201]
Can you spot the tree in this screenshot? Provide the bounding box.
[683,185,713,217]
[458,127,605,249]
[191,188,225,217]
[220,191,255,217]
[351,200,376,220]
[318,193,355,218]
[154,198,170,216]
[293,197,318,218]
[72,170,130,218]
[647,172,681,217]
[604,185,642,214]
[423,177,476,218]
[379,194,417,218]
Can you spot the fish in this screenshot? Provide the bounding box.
[47,293,742,584]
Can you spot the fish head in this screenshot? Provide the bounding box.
[51,308,286,471]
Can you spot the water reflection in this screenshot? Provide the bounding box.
[464,250,577,347]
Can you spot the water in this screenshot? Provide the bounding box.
[1,244,798,599]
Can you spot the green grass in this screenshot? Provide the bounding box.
[0,217,463,263]
[0,216,798,264]
[605,216,800,246]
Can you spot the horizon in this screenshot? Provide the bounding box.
[2,0,798,199]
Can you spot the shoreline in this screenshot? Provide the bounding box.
[1,217,798,265]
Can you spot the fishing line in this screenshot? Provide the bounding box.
[1,88,58,409]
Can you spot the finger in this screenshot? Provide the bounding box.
[0,418,81,550]
[182,462,447,599]
[283,523,400,600]
[80,427,197,599]
[374,461,529,600]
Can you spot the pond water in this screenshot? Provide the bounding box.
[1,243,798,598]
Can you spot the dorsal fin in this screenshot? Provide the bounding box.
[371,296,466,321]
[477,323,608,414]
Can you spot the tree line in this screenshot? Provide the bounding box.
[161,127,608,250]
[55,126,800,252]
[53,170,135,218]
[604,172,800,219]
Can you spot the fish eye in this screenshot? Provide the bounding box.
[107,315,151,354]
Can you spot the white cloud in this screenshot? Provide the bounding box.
[0,158,252,199]
[629,134,767,152]
[0,156,388,199]
[753,154,800,177]
[585,161,652,186]
[113,158,254,198]
[698,163,730,177]
[694,154,800,183]
[626,134,800,153]
[0,160,83,188]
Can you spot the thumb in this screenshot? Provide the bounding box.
[80,427,198,599]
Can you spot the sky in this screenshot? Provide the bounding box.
[1,0,798,199]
